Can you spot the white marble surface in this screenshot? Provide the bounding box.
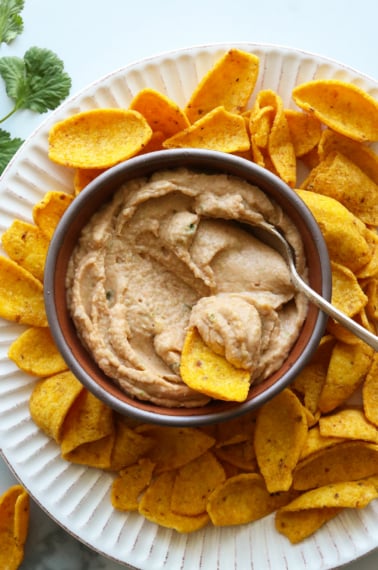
[1,0,378,568]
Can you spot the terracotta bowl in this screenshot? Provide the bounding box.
[44,149,331,426]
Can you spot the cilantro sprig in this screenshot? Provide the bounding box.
[0,46,72,123]
[0,0,24,45]
[0,1,72,174]
[0,127,23,171]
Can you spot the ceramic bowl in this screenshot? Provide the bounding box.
[44,148,331,426]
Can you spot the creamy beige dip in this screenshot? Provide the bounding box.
[66,168,308,408]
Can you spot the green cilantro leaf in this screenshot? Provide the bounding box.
[0,0,24,45]
[0,127,23,173]
[0,46,72,122]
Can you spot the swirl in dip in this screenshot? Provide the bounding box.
[66,168,308,408]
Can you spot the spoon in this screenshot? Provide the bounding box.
[244,221,378,352]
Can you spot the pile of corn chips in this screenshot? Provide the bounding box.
[1,49,378,555]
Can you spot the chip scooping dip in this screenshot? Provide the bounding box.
[65,167,308,407]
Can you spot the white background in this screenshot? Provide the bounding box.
[1,0,378,568]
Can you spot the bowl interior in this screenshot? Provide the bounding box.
[45,149,331,425]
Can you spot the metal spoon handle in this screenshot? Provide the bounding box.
[291,267,378,352]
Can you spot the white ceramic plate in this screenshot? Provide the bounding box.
[0,42,377,570]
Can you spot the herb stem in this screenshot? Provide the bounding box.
[0,106,17,124]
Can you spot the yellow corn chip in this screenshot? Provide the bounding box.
[275,480,378,543]
[163,106,250,154]
[48,108,153,168]
[32,191,74,239]
[73,167,106,194]
[319,408,378,443]
[62,433,115,469]
[318,128,378,186]
[8,327,67,377]
[250,90,296,186]
[135,424,215,474]
[60,389,114,455]
[109,419,154,471]
[1,220,50,282]
[180,327,251,402]
[293,441,378,490]
[215,409,257,447]
[363,353,378,427]
[207,473,295,526]
[254,389,308,492]
[111,458,155,511]
[318,340,374,413]
[291,335,334,414]
[185,49,259,123]
[0,485,29,570]
[357,231,378,281]
[29,371,84,443]
[292,79,378,142]
[0,256,47,326]
[295,189,372,273]
[301,151,378,225]
[171,451,226,516]
[331,261,368,317]
[139,470,209,532]
[285,109,322,157]
[299,425,345,461]
[129,88,190,137]
[214,439,258,472]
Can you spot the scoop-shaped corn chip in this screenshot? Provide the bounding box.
[60,389,114,455]
[129,88,190,137]
[163,106,250,154]
[135,424,215,474]
[48,108,153,168]
[275,480,378,543]
[73,167,106,194]
[254,389,308,492]
[111,458,155,511]
[171,451,226,516]
[357,231,378,280]
[0,256,47,326]
[250,90,296,186]
[318,340,374,413]
[185,49,259,123]
[214,439,257,472]
[215,409,257,447]
[363,353,378,427]
[109,419,154,471]
[319,408,378,443]
[299,425,344,461]
[63,433,115,468]
[285,109,322,157]
[206,473,295,526]
[292,79,378,142]
[291,335,334,414]
[32,191,74,239]
[180,326,251,402]
[331,261,367,317]
[0,485,29,570]
[301,151,378,225]
[249,104,274,150]
[295,190,372,273]
[139,470,209,532]
[8,327,68,377]
[29,371,84,443]
[318,128,378,185]
[1,220,50,282]
[292,441,378,490]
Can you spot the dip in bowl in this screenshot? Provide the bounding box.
[44,149,331,425]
